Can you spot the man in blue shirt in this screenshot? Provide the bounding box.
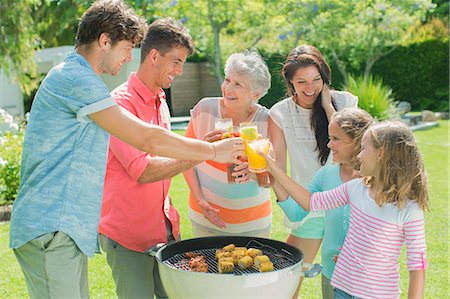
[9,1,243,298]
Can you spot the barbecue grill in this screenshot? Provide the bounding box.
[150,236,321,299]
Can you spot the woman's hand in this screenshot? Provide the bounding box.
[203,129,223,142]
[320,84,336,120]
[197,198,226,228]
[232,160,252,183]
[320,84,332,108]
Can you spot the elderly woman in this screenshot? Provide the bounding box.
[183,50,272,237]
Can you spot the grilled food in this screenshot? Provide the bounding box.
[246,248,263,258]
[222,244,236,252]
[218,260,235,273]
[184,251,201,258]
[254,255,271,268]
[258,261,274,272]
[231,250,246,265]
[237,255,253,269]
[234,247,248,255]
[216,251,232,261]
[188,256,208,272]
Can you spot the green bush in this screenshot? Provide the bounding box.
[0,108,24,205]
[0,131,23,205]
[371,39,449,111]
[346,74,397,120]
[259,51,287,108]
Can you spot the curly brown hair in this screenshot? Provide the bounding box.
[75,0,147,48]
[364,121,429,210]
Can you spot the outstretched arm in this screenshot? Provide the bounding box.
[260,151,312,211]
[90,105,243,163]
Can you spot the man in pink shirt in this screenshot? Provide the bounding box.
[99,17,200,298]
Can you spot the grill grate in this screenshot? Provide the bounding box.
[162,239,297,274]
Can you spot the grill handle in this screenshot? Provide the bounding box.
[145,243,166,257]
[301,263,322,278]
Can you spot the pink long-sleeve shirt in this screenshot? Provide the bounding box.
[310,179,427,299]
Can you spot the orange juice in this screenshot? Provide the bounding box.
[239,122,258,156]
[246,138,270,172]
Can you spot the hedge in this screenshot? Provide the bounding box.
[371,39,449,112]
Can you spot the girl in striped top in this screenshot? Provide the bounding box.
[264,121,428,299]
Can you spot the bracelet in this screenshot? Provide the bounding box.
[212,143,217,160]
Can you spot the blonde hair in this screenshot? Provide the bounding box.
[364,121,429,210]
[331,108,373,170]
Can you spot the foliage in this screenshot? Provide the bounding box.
[0,0,39,94]
[277,0,435,85]
[159,0,281,85]
[403,17,449,45]
[346,74,397,120]
[258,51,287,108]
[0,109,24,205]
[371,39,449,111]
[428,0,449,20]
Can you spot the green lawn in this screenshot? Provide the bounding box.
[0,121,448,298]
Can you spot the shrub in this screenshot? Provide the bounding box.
[0,132,23,205]
[345,74,397,120]
[371,40,449,111]
[259,51,287,109]
[0,109,24,205]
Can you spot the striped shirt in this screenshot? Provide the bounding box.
[186,97,272,235]
[310,179,427,299]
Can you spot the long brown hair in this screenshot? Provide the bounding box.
[282,45,334,165]
[331,108,374,170]
[365,121,429,210]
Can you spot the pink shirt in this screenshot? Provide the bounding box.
[99,73,180,252]
[311,179,427,299]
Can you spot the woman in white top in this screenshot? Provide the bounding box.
[269,45,357,298]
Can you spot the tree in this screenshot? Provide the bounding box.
[160,0,281,84]
[0,0,39,94]
[278,0,435,86]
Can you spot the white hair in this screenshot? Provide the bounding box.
[224,49,271,99]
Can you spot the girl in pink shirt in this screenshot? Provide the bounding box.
[264,121,429,299]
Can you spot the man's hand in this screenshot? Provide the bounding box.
[198,198,226,228]
[212,137,244,164]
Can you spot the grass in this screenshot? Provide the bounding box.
[0,121,448,298]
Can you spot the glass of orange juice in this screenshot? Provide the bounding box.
[246,138,270,173]
[246,138,273,188]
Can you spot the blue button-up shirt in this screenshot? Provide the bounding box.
[10,51,117,257]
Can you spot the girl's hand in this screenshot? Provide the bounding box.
[258,146,277,173]
[197,198,226,228]
[321,84,332,109]
[203,130,223,142]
